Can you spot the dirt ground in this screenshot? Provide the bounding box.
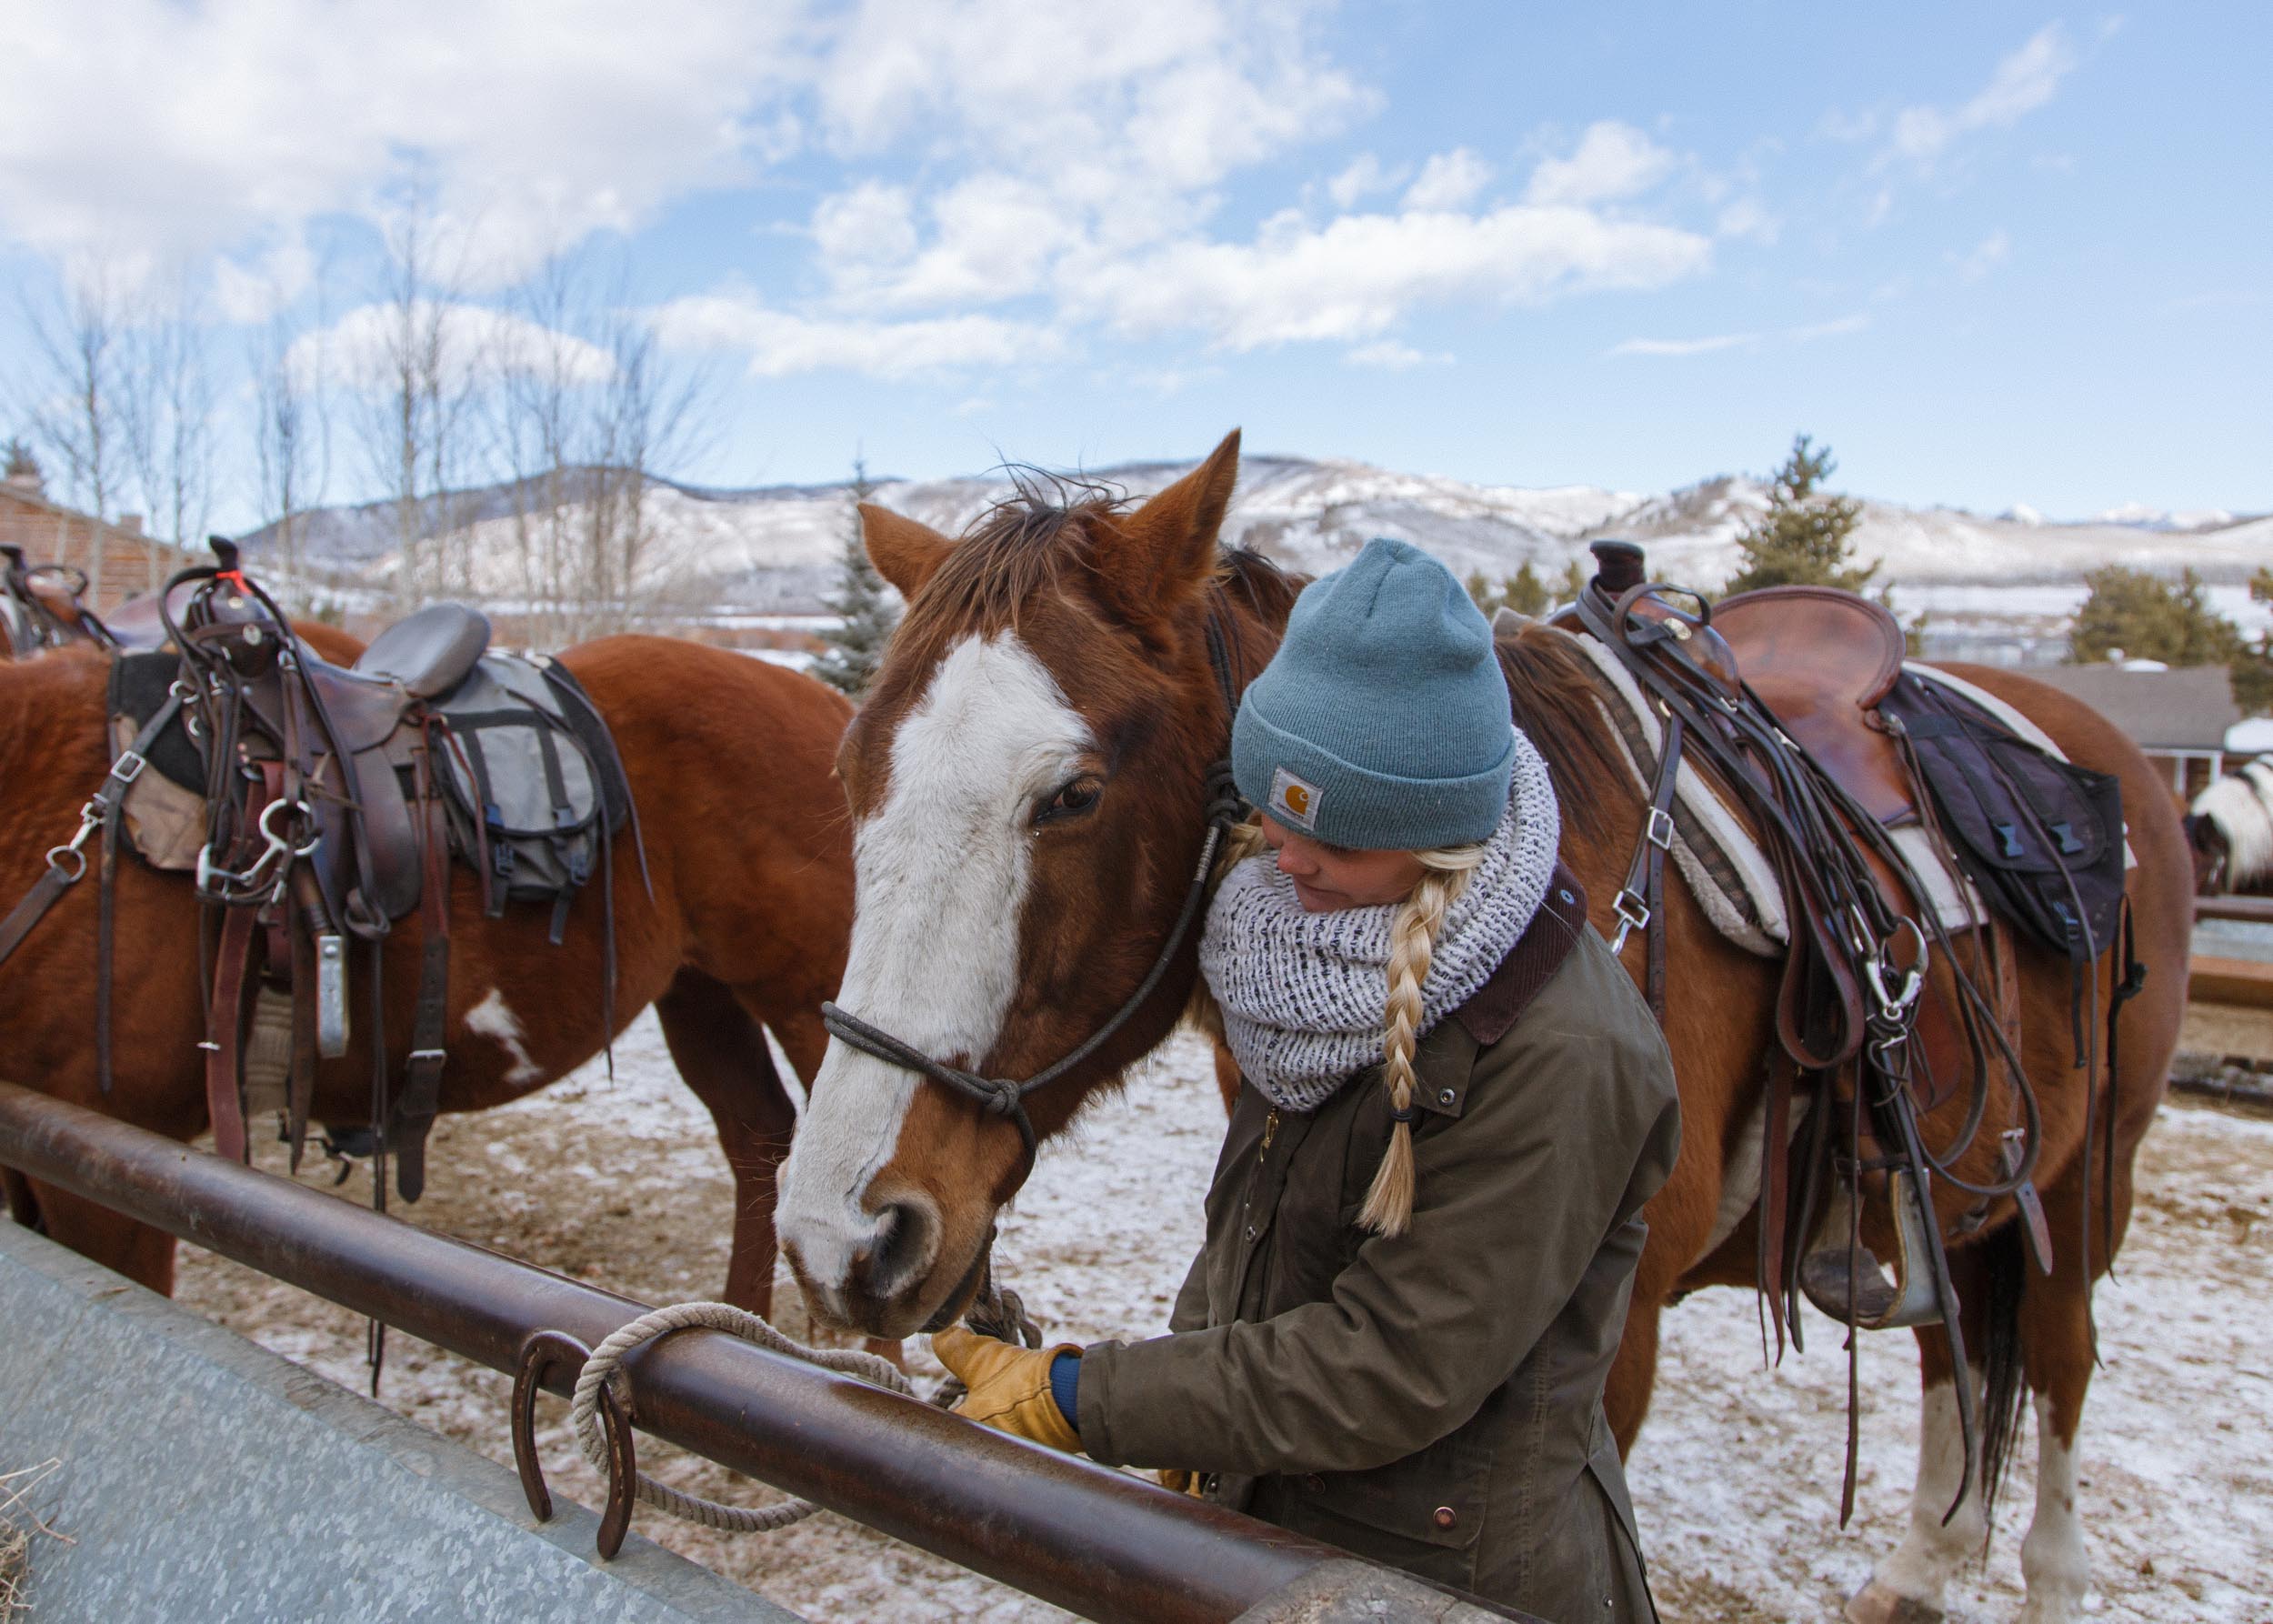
[170,1018,2273,1622]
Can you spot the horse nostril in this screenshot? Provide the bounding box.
[862,1198,938,1301]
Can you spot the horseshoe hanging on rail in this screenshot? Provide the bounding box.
[512,1326,638,1556]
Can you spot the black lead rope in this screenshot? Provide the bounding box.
[821,607,1251,1192]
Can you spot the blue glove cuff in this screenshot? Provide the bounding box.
[1048,1350,1080,1430]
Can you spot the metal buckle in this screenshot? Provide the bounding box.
[1644,806,1675,850]
[1609,887,1651,954]
[110,749,147,787]
[1865,917,1928,1018]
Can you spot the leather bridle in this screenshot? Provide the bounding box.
[819,605,1250,1190]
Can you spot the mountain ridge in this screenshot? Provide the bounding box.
[240,453,2273,617]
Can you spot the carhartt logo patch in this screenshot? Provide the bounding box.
[1268,767,1322,831]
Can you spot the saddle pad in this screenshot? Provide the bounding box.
[1559,627,1789,957]
[106,651,210,872]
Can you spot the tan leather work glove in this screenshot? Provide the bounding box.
[1156,1469,1206,1497]
[930,1327,1083,1453]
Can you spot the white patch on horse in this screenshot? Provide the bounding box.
[776,633,1092,1304]
[2195,755,2273,887]
[1848,1368,1986,1623]
[465,988,544,1086]
[2019,1411,2089,1624]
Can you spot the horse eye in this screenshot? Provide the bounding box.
[1036,777,1102,826]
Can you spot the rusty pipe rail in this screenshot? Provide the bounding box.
[0,1080,1352,1624]
[2196,894,2273,925]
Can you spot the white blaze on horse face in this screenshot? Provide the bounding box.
[776,633,1093,1302]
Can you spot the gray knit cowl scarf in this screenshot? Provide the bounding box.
[1198,727,1562,1115]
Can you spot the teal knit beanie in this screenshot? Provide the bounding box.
[1233,537,1516,851]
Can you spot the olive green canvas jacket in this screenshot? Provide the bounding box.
[1076,872,1681,1622]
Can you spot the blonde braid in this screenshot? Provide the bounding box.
[1358,844,1487,1238]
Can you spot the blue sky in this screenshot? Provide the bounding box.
[3,2,2266,528]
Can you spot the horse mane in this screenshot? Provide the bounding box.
[1215,545,1302,623]
[895,470,1305,655]
[896,468,1130,646]
[1494,619,1633,817]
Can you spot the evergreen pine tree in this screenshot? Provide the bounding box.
[2,437,40,485]
[812,457,902,699]
[1721,434,1877,596]
[1464,560,1552,619]
[2065,565,2243,667]
[2238,566,2273,715]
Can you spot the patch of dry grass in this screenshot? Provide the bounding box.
[0,1460,66,1619]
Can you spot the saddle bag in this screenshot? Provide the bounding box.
[425,654,633,941]
[1877,671,2126,964]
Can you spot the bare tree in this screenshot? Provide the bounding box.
[498,245,716,645]
[248,270,332,609]
[352,181,487,610]
[17,257,128,594]
[117,271,215,584]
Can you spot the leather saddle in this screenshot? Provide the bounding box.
[229,605,494,925]
[1713,586,1910,826]
[151,558,496,1198]
[2,546,115,653]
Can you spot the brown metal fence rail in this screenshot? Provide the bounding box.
[0,1079,1522,1624]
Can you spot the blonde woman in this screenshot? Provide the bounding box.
[936,537,1680,1621]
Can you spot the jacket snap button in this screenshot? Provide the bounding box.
[1558,887,1575,906]
[1437,1088,1455,1105]
[1244,1224,1257,1241]
[1432,1505,1457,1529]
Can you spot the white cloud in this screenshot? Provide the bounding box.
[812,0,1367,222]
[1402,149,1493,212]
[0,0,806,276]
[817,173,1074,309]
[1790,314,1870,341]
[1609,331,1757,358]
[295,300,616,393]
[1716,198,1777,243]
[811,182,919,276]
[211,232,319,326]
[1523,122,1675,206]
[1887,25,2078,167]
[1346,340,1431,369]
[1073,203,1710,350]
[1951,230,2012,281]
[651,291,1058,376]
[1327,154,1402,209]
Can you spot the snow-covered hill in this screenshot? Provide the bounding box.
[244,455,2271,628]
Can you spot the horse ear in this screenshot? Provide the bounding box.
[1097,429,1242,627]
[861,504,952,598]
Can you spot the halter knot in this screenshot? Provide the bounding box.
[1202,759,1248,829]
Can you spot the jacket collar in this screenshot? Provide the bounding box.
[1414,861,1589,1119]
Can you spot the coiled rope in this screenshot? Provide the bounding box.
[570,1300,913,1533]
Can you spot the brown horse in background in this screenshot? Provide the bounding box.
[0,636,853,1313]
[772,431,2191,1624]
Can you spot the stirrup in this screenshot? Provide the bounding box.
[1796,1168,1944,1331]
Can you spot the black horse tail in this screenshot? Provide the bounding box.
[1978,1221,2030,1530]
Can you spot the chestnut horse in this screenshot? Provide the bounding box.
[0,636,851,1312]
[773,432,2192,1624]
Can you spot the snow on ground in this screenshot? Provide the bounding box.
[174,1018,2273,1622]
